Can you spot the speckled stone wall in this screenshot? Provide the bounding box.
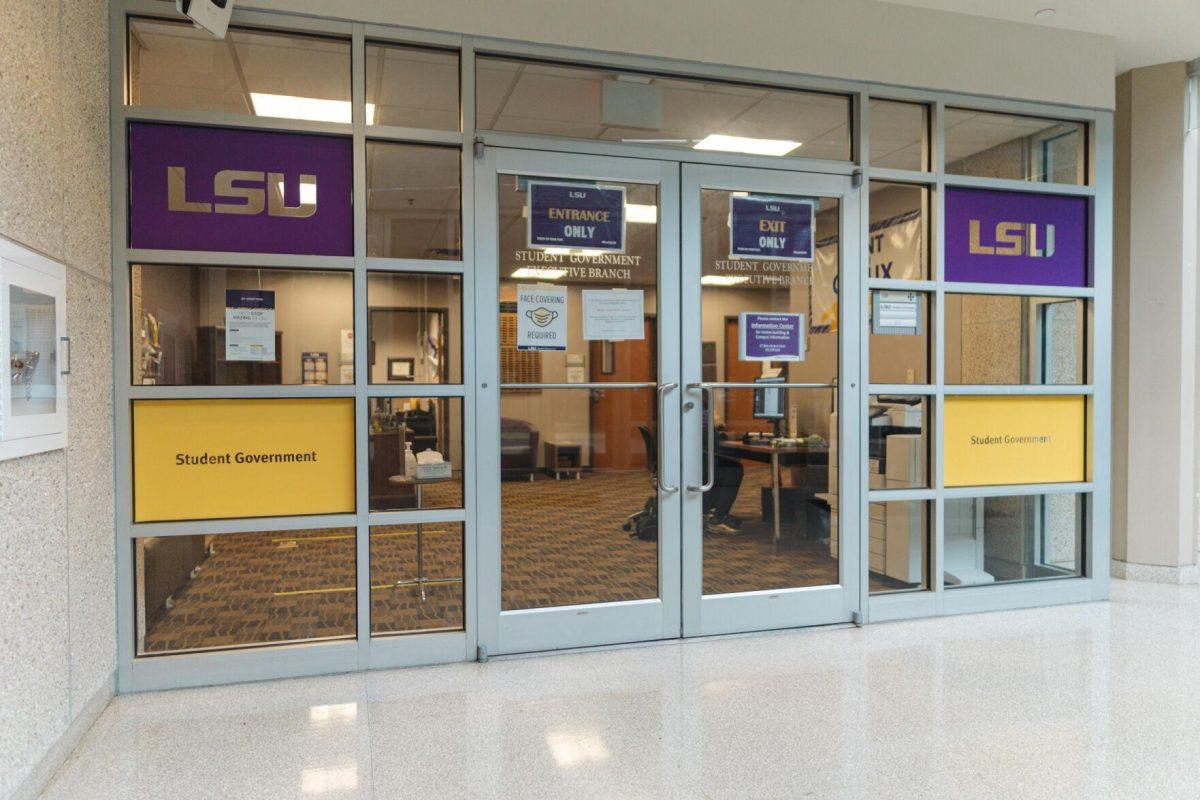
[0,2,114,799]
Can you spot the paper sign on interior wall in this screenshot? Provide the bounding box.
[516,283,568,351]
[943,395,1085,487]
[528,181,626,252]
[224,289,275,362]
[738,312,805,361]
[730,195,815,261]
[582,289,644,340]
[872,290,922,335]
[132,398,356,522]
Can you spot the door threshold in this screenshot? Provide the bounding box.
[486,620,856,663]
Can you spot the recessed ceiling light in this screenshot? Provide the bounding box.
[694,134,801,157]
[1035,8,1056,20]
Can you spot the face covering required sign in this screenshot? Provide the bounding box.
[132,398,355,522]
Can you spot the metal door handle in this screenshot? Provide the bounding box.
[60,336,71,376]
[686,383,715,492]
[657,382,678,493]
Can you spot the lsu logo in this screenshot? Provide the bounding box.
[968,219,1055,257]
[167,167,317,218]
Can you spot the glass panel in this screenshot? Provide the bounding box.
[868,500,930,594]
[497,172,660,610]
[370,522,464,635]
[365,42,460,130]
[128,19,352,121]
[8,285,57,415]
[944,493,1084,586]
[477,57,852,161]
[869,291,931,384]
[699,188,840,594]
[945,295,1089,384]
[868,182,929,280]
[705,387,838,594]
[868,395,929,490]
[135,528,356,655]
[367,272,462,384]
[130,264,354,385]
[367,142,462,260]
[500,387,659,609]
[368,397,464,512]
[868,100,929,171]
[945,108,1086,185]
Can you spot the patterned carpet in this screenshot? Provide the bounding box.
[140,467,902,654]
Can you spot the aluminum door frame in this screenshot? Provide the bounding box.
[680,164,862,637]
[474,147,682,656]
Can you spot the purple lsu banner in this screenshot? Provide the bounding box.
[129,122,353,256]
[945,186,1089,288]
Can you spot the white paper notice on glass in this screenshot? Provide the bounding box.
[517,283,568,351]
[873,290,922,335]
[224,289,275,362]
[567,365,586,384]
[582,289,644,341]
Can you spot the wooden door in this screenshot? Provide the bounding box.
[589,318,656,470]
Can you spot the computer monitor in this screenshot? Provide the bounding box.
[753,375,786,420]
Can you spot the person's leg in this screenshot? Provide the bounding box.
[709,455,744,522]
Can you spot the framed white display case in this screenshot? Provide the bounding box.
[0,237,68,460]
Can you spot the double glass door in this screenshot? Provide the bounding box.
[476,148,860,656]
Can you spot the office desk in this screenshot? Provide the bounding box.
[717,441,829,545]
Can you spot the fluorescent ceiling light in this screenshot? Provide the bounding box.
[693,134,801,157]
[701,275,750,286]
[541,247,572,255]
[250,93,375,124]
[626,203,657,224]
[276,179,317,205]
[512,267,567,279]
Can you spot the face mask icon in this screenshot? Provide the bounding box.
[526,307,558,327]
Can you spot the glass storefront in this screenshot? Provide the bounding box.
[112,8,1107,687]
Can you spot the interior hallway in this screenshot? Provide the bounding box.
[38,578,1200,799]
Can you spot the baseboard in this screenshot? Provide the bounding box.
[1110,559,1200,585]
[8,671,115,800]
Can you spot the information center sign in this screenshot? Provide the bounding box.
[528,181,625,252]
[128,122,353,256]
[945,187,1088,287]
[132,398,356,522]
[943,395,1085,487]
[730,195,815,260]
[739,312,805,361]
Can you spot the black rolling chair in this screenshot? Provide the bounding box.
[624,425,659,538]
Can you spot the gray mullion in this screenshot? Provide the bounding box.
[130,514,359,538]
[866,167,936,184]
[368,508,468,526]
[125,249,355,270]
[124,0,356,36]
[943,384,1093,396]
[866,278,937,292]
[366,125,463,146]
[120,106,353,136]
[942,281,1095,299]
[365,257,466,275]
[111,3,137,692]
[351,24,371,664]
[127,384,357,400]
[932,99,946,607]
[868,384,935,395]
[459,38,480,663]
[1088,112,1114,594]
[365,383,467,398]
[361,23,464,48]
[942,482,1093,500]
[477,131,859,175]
[941,173,1095,197]
[868,488,937,502]
[855,88,870,621]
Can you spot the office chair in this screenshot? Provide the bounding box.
[623,425,659,539]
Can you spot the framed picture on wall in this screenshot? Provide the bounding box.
[387,357,415,381]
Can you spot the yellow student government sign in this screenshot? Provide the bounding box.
[132,398,355,522]
[943,395,1085,487]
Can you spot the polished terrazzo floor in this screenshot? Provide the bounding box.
[40,579,1200,799]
